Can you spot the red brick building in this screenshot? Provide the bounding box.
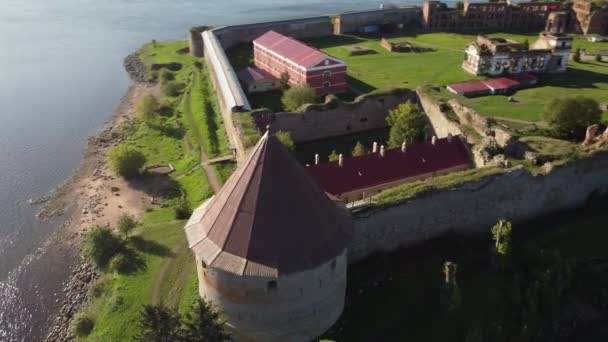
[253,31,347,95]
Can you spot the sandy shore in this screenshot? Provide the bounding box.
[15,80,162,341]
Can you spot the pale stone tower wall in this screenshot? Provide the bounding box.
[189,28,205,58]
[196,249,348,342]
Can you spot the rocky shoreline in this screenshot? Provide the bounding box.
[37,52,155,341]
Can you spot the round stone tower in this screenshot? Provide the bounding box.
[184,131,352,342]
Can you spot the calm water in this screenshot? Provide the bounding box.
[0,0,404,340]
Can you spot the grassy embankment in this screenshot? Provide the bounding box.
[77,41,235,341]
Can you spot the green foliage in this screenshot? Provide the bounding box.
[89,276,110,298]
[542,97,601,137]
[281,84,317,111]
[135,305,181,342]
[455,1,464,10]
[71,313,95,337]
[352,141,367,157]
[275,131,295,151]
[159,69,175,83]
[117,213,138,238]
[109,253,129,273]
[108,145,146,179]
[328,150,339,162]
[180,299,231,341]
[82,226,124,269]
[163,81,186,97]
[137,94,159,123]
[491,220,512,257]
[279,72,290,91]
[523,39,529,51]
[174,198,192,220]
[386,102,427,147]
[147,70,159,83]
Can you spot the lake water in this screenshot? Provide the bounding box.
[0,0,427,340]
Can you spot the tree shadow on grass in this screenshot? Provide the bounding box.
[129,173,184,200]
[129,236,174,257]
[115,247,147,275]
[540,67,608,90]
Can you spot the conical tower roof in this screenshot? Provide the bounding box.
[184,131,352,277]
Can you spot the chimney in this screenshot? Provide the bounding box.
[447,133,453,143]
[372,142,378,153]
[314,154,319,165]
[431,136,437,146]
[401,142,407,152]
[380,145,386,157]
[338,154,344,167]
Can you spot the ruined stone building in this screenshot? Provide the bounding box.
[572,0,608,35]
[462,32,572,76]
[184,132,352,342]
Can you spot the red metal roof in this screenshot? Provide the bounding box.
[447,81,490,95]
[482,77,520,91]
[306,136,472,196]
[237,66,277,84]
[184,132,352,276]
[254,30,333,69]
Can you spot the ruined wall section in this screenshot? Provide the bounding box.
[213,17,333,50]
[257,89,416,143]
[350,153,608,262]
[417,89,462,139]
[334,7,422,34]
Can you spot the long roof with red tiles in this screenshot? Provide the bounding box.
[253,30,337,69]
[184,131,352,277]
[306,136,472,196]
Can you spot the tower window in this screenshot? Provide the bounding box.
[323,81,331,88]
[323,70,332,78]
[267,281,278,291]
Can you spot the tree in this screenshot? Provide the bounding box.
[163,81,185,97]
[386,102,427,147]
[117,213,137,238]
[491,220,512,257]
[174,198,192,220]
[275,131,295,151]
[82,226,124,269]
[279,72,290,90]
[455,1,464,11]
[135,305,181,342]
[328,150,339,162]
[137,94,159,123]
[542,97,601,137]
[573,48,581,62]
[352,141,366,157]
[596,53,603,62]
[159,69,175,84]
[71,313,95,337]
[281,84,317,111]
[523,39,529,51]
[108,145,146,179]
[180,299,231,342]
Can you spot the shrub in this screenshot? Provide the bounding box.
[328,150,339,162]
[180,299,231,341]
[108,254,129,273]
[108,145,146,179]
[386,102,427,147]
[596,53,603,62]
[281,84,317,111]
[159,69,175,83]
[573,48,581,62]
[352,141,366,157]
[71,313,95,337]
[542,97,601,138]
[275,131,294,151]
[279,72,290,90]
[137,94,158,123]
[82,226,124,269]
[146,70,159,83]
[117,213,138,238]
[135,305,181,342]
[174,198,192,220]
[89,277,110,298]
[163,81,185,97]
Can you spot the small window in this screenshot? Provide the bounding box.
[267,281,278,291]
[323,81,331,88]
[323,70,332,78]
[324,60,330,66]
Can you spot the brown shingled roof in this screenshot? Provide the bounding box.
[184,132,352,277]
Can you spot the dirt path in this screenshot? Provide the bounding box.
[150,244,183,306]
[182,88,223,193]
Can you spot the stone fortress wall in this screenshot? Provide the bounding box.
[256,89,416,143]
[350,152,608,262]
[334,7,422,34]
[196,250,348,342]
